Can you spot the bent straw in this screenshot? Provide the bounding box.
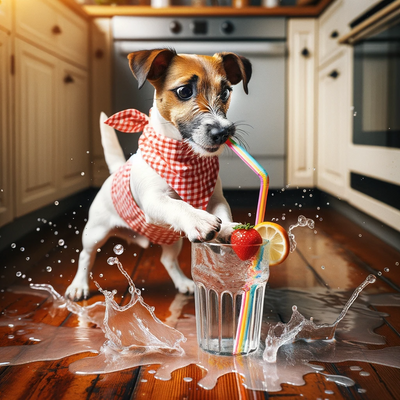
[225,138,269,354]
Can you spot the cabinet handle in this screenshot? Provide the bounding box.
[301,47,310,57]
[52,25,62,35]
[64,75,74,84]
[95,49,104,59]
[328,70,339,79]
[330,30,339,38]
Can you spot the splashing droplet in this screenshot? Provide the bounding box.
[107,257,117,265]
[288,215,315,253]
[113,244,124,255]
[46,266,52,272]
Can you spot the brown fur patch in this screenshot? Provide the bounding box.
[150,55,230,127]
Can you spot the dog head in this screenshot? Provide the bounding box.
[127,48,252,157]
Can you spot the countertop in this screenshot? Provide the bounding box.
[61,0,334,18]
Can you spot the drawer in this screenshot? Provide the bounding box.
[15,0,88,68]
[318,0,348,66]
[56,8,88,68]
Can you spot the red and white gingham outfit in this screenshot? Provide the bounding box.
[105,109,219,245]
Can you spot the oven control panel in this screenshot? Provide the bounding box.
[113,16,286,40]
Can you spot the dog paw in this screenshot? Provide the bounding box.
[216,222,238,243]
[186,211,221,242]
[65,283,89,301]
[176,277,195,294]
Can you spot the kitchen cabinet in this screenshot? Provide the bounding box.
[14,39,90,217]
[316,49,352,197]
[287,18,317,188]
[14,39,59,216]
[15,0,88,69]
[58,61,90,196]
[90,18,113,188]
[318,0,348,68]
[0,0,12,33]
[0,0,90,226]
[0,29,13,227]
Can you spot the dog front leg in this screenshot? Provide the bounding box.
[140,191,221,243]
[207,176,237,242]
[160,240,194,294]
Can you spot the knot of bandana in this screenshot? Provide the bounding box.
[105,109,150,133]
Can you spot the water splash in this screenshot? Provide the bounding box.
[288,215,315,252]
[91,257,185,354]
[1,266,400,392]
[263,275,376,363]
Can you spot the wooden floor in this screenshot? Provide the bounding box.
[1,203,400,400]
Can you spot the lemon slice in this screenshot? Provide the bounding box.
[254,222,290,266]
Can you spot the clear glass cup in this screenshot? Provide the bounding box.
[191,240,270,355]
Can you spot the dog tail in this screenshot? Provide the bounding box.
[100,112,126,174]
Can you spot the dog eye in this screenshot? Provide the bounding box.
[176,85,194,100]
[220,88,231,102]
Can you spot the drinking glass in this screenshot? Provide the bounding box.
[191,240,270,355]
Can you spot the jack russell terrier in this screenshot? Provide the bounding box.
[65,48,252,300]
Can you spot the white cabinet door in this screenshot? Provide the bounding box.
[90,18,112,188]
[14,39,59,216]
[0,0,12,32]
[0,30,13,227]
[57,61,90,195]
[287,19,317,188]
[317,49,352,198]
[14,0,88,68]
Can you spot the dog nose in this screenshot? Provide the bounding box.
[209,126,231,145]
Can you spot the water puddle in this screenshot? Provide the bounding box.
[1,258,400,393]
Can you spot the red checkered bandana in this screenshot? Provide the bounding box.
[111,162,182,245]
[105,109,219,211]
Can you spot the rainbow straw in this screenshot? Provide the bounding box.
[225,138,269,354]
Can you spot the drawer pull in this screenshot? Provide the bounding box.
[52,25,62,35]
[95,49,104,59]
[330,30,339,38]
[329,70,339,79]
[64,75,74,84]
[301,47,310,57]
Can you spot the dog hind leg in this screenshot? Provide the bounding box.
[65,222,110,301]
[160,240,195,294]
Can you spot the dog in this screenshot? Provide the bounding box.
[65,48,252,300]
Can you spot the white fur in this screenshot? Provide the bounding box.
[65,105,236,300]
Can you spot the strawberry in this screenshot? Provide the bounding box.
[231,223,263,261]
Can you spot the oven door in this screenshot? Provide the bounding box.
[347,21,400,230]
[113,41,286,189]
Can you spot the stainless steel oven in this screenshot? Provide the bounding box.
[112,16,286,189]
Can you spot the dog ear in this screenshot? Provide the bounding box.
[127,48,177,89]
[217,53,252,95]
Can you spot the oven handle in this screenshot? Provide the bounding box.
[116,41,286,57]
